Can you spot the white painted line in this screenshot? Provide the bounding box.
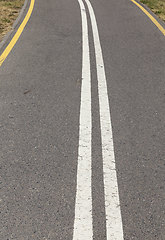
[85,0,124,239]
[73,0,93,239]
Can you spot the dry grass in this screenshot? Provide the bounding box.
[140,0,165,21]
[0,0,24,42]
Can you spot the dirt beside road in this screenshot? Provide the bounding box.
[0,0,24,42]
[140,0,165,22]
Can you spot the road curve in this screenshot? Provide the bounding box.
[0,0,165,239]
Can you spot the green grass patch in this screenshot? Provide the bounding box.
[0,0,24,41]
[140,0,165,21]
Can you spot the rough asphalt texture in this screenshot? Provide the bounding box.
[0,0,165,239]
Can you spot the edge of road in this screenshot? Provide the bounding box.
[131,0,165,36]
[0,0,35,67]
[0,0,29,52]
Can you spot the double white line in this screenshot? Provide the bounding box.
[73,0,124,239]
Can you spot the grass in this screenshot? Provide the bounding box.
[139,0,165,21]
[0,0,24,42]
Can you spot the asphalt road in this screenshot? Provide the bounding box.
[0,0,165,239]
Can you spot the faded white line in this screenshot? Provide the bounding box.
[73,0,93,239]
[85,0,124,239]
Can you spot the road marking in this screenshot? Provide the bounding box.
[0,0,35,67]
[85,0,124,239]
[73,0,93,239]
[131,0,165,36]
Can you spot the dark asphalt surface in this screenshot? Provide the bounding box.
[0,0,165,239]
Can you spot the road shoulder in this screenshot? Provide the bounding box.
[0,0,29,54]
